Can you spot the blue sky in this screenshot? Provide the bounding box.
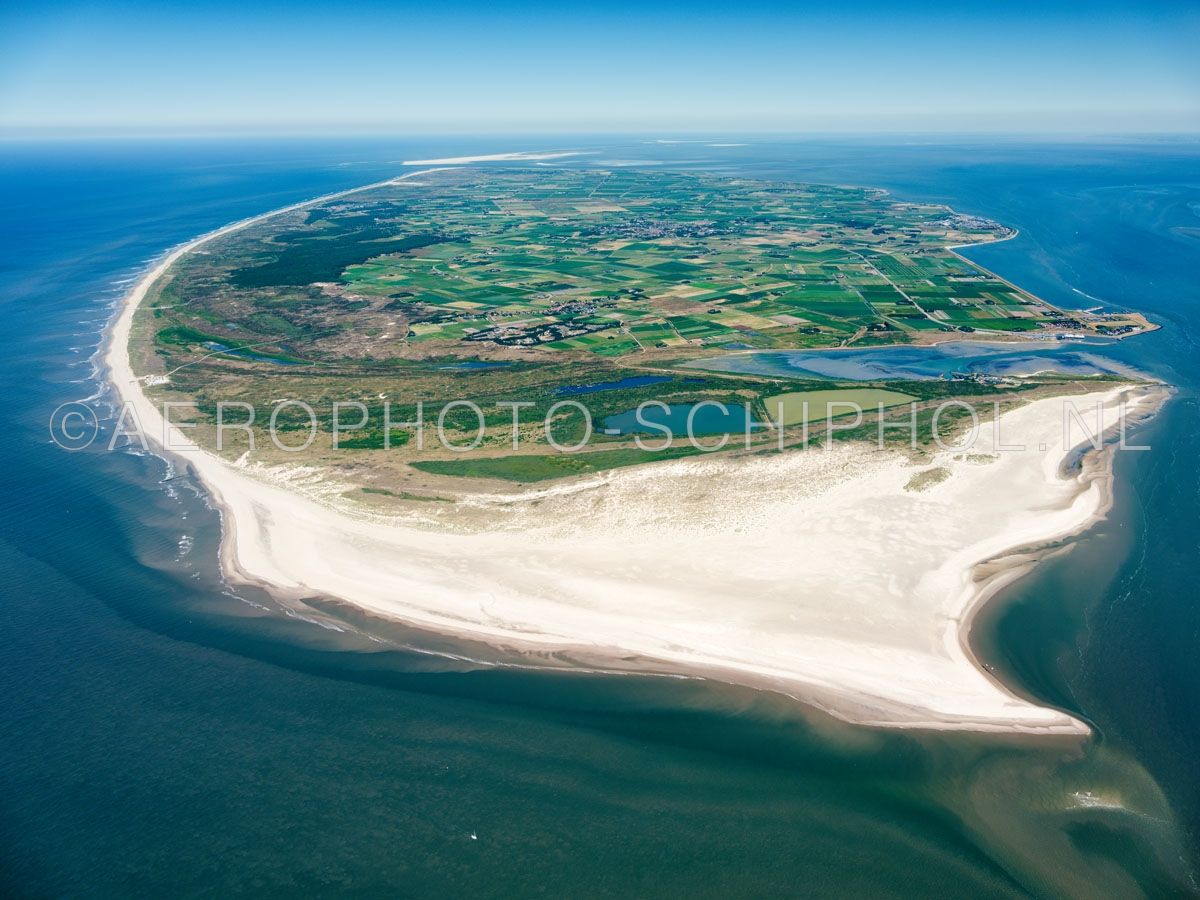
[1,0,1197,135]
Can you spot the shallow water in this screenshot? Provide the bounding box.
[602,400,757,436]
[1,137,1197,895]
[555,374,671,395]
[689,339,1141,382]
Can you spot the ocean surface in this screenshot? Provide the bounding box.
[1,136,1197,897]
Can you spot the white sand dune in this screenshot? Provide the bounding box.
[105,187,1161,736]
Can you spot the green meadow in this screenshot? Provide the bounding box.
[135,167,1090,483]
[763,388,918,426]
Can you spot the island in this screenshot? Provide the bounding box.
[108,166,1163,733]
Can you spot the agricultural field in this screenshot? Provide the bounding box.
[132,167,1141,488]
[141,167,1101,370]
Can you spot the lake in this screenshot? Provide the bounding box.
[602,400,758,436]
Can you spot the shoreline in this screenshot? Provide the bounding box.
[105,177,1166,736]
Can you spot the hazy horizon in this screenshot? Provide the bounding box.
[3,127,1200,142]
[2,0,1197,137]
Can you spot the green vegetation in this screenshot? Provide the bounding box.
[132,167,1123,487]
[411,445,703,482]
[763,389,917,426]
[231,220,444,288]
[147,168,1077,371]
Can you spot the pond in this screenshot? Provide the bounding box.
[202,341,302,365]
[555,375,671,396]
[602,401,758,437]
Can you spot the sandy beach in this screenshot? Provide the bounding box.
[106,195,1164,737]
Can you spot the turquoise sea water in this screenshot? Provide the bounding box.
[1,137,1198,896]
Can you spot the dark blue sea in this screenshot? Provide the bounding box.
[1,136,1198,896]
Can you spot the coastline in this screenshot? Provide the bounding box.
[105,182,1166,737]
[947,232,1159,340]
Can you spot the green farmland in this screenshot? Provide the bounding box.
[763,389,919,426]
[130,167,1135,487]
[143,167,1083,371]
